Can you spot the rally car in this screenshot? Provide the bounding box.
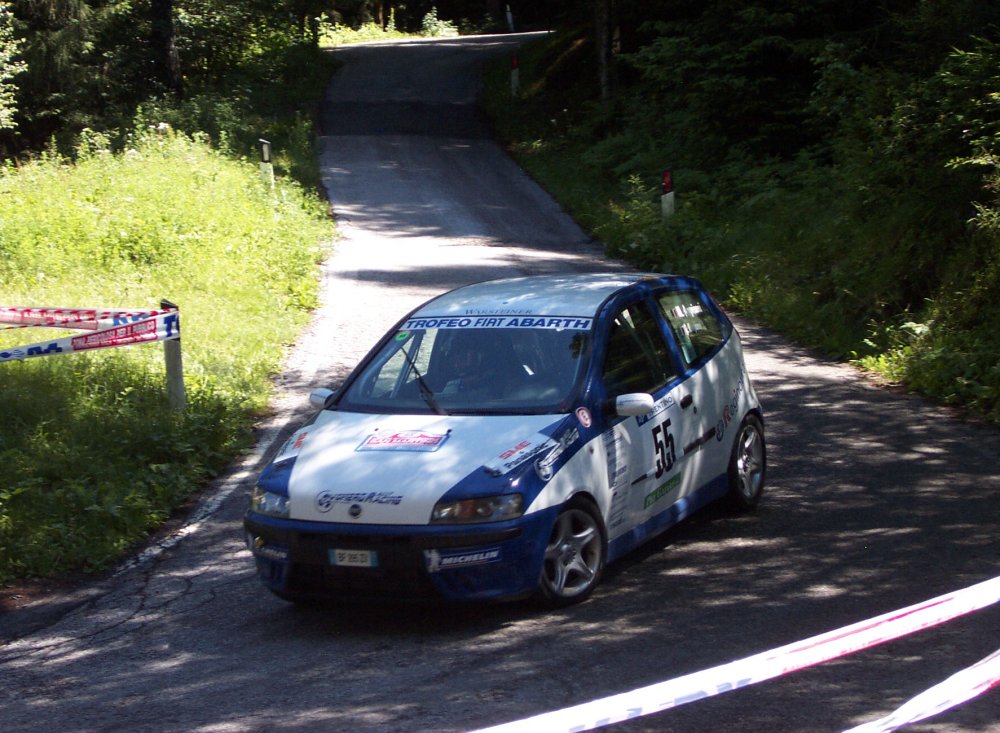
[244,272,765,606]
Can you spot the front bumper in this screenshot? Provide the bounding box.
[243,508,557,603]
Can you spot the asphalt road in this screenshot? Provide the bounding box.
[1,34,998,733]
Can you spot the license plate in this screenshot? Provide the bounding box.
[329,548,378,568]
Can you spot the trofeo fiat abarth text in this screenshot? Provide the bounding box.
[244,273,766,606]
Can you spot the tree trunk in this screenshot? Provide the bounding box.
[150,0,182,96]
[594,0,612,100]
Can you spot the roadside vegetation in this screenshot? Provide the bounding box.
[3,0,997,586]
[0,130,330,584]
[0,0,474,586]
[0,4,343,585]
[481,4,1000,424]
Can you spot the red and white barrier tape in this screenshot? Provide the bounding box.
[0,305,172,331]
[0,309,180,363]
[469,575,1000,733]
[843,645,1000,732]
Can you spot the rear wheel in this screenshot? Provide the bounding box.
[727,414,766,510]
[537,499,606,607]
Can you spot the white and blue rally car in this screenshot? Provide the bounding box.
[245,273,765,606]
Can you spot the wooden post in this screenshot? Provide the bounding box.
[161,299,186,412]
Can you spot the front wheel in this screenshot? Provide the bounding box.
[727,414,766,510]
[537,500,606,607]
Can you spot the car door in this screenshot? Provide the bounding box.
[596,298,700,550]
[655,287,740,487]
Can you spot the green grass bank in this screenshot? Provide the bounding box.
[0,128,331,584]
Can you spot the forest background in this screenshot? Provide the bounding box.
[0,0,998,585]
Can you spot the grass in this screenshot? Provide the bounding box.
[0,129,332,583]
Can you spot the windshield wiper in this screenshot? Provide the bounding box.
[399,343,445,415]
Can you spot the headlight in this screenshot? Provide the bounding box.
[431,494,524,523]
[250,485,290,518]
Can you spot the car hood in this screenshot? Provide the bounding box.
[278,410,566,524]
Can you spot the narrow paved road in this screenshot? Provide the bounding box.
[1,34,998,733]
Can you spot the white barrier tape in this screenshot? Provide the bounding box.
[0,311,180,363]
[0,305,172,331]
[469,575,1000,733]
[842,645,1000,733]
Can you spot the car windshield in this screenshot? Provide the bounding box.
[337,326,591,415]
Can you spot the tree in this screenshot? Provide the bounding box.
[0,0,25,131]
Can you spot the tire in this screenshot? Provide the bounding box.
[537,499,606,607]
[727,414,766,510]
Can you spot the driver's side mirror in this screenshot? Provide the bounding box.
[614,392,655,416]
[309,388,335,409]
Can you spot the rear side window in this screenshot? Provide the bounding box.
[601,303,676,396]
[658,291,727,366]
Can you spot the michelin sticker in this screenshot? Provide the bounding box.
[425,547,502,573]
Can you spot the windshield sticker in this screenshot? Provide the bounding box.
[356,430,450,452]
[394,331,412,342]
[402,315,592,331]
[425,547,502,573]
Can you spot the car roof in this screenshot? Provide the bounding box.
[410,272,682,320]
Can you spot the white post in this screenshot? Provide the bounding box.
[505,4,514,32]
[511,54,520,97]
[161,299,186,412]
[660,169,675,220]
[258,139,274,191]
[661,192,675,219]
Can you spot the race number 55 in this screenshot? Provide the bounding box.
[652,418,676,478]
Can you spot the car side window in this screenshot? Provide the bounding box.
[601,303,675,396]
[658,291,727,366]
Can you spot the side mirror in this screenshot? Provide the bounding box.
[309,388,335,409]
[615,392,655,416]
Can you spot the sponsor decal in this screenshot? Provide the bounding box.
[356,430,449,452]
[636,394,677,426]
[315,490,403,513]
[483,434,551,476]
[535,427,580,481]
[604,428,630,530]
[575,406,593,429]
[425,547,502,573]
[274,430,309,466]
[716,378,746,442]
[644,473,682,509]
[403,315,592,331]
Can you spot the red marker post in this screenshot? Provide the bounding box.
[661,169,675,219]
